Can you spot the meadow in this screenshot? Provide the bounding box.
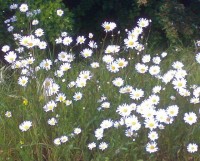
[0,3,200,161]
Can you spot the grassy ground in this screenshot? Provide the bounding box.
[1,4,200,160]
[0,45,200,161]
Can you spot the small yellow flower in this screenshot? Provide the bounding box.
[23,99,28,106]
[39,95,44,102]
[20,140,24,145]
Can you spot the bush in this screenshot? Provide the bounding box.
[0,0,73,54]
[63,0,200,46]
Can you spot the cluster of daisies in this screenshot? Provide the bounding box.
[2,3,200,155]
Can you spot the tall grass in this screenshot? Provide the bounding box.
[0,3,200,161]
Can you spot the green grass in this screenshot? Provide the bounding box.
[1,4,200,160]
[0,46,200,161]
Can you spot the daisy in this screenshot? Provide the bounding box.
[48,117,58,126]
[112,77,124,87]
[162,73,174,84]
[172,78,187,90]
[65,53,75,62]
[152,86,162,94]
[1,45,10,53]
[184,112,197,125]
[74,128,81,134]
[135,44,144,51]
[4,51,17,63]
[148,131,158,141]
[149,65,160,76]
[76,36,86,44]
[116,58,128,68]
[19,4,28,12]
[65,100,72,106]
[190,97,199,104]
[61,32,68,37]
[43,100,57,112]
[54,138,61,146]
[19,121,32,132]
[102,22,116,32]
[56,93,66,102]
[18,76,28,87]
[172,61,184,70]
[125,129,134,137]
[19,36,36,48]
[142,54,151,63]
[142,108,156,119]
[58,52,68,61]
[116,104,132,117]
[119,85,133,94]
[32,19,39,25]
[166,105,179,117]
[137,18,149,28]
[99,142,108,151]
[68,81,76,88]
[5,111,12,118]
[63,36,73,46]
[105,45,120,54]
[130,88,144,100]
[196,41,200,46]
[152,56,161,64]
[38,41,47,49]
[124,38,139,49]
[146,142,158,153]
[187,143,198,153]
[100,119,113,129]
[57,9,64,16]
[73,92,83,101]
[148,95,160,105]
[130,103,137,111]
[79,70,92,80]
[88,142,96,150]
[49,83,60,95]
[156,109,168,123]
[54,70,64,78]
[60,136,68,143]
[12,61,22,69]
[35,28,44,37]
[95,128,104,140]
[88,40,98,48]
[88,33,93,38]
[161,52,167,58]
[135,63,148,73]
[91,62,100,68]
[59,63,71,72]
[174,69,187,79]
[10,4,18,10]
[125,115,141,131]
[26,57,35,65]
[133,26,143,35]
[195,53,200,64]
[107,62,120,73]
[56,37,62,44]
[102,55,114,64]
[40,59,52,70]
[101,102,110,109]
[76,78,87,88]
[144,118,158,130]
[81,48,93,58]
[193,87,200,97]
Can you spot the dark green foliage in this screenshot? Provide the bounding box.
[63,0,141,36]
[0,0,73,45]
[63,0,200,46]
